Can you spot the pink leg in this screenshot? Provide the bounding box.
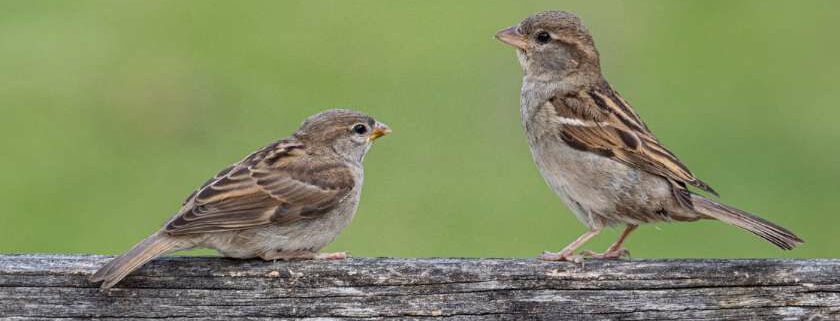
[539,229,602,261]
[314,252,349,260]
[582,225,637,259]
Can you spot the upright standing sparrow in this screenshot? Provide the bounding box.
[495,11,802,261]
[90,109,390,289]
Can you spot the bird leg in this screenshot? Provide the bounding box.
[539,228,602,262]
[581,224,637,259]
[259,250,349,261]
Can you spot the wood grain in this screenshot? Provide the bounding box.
[1,254,838,320]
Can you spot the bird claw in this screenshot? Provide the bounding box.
[580,248,630,260]
[315,252,349,260]
[538,251,584,264]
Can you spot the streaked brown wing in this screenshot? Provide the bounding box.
[164,139,356,235]
[549,87,718,198]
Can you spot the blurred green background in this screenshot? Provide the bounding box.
[1,1,838,259]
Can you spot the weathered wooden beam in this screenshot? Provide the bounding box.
[1,254,838,320]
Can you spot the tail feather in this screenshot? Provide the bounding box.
[90,233,180,290]
[691,195,803,250]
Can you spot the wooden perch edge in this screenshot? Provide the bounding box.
[1,255,838,320]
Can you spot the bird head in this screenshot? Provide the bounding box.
[496,11,601,81]
[295,109,390,163]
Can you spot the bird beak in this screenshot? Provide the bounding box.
[368,122,391,142]
[495,26,528,50]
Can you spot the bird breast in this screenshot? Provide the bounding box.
[522,96,675,229]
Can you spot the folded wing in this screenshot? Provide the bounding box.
[548,85,717,207]
[164,139,356,235]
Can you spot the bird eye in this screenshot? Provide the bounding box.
[536,31,551,44]
[352,124,368,135]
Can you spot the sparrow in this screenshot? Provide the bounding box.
[495,11,802,261]
[90,109,390,289]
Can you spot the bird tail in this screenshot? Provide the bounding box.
[691,194,803,250]
[89,232,180,290]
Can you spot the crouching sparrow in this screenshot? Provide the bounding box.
[90,109,390,289]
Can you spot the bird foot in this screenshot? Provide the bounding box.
[259,250,315,261]
[314,252,349,260]
[538,250,584,263]
[260,250,349,261]
[580,248,630,259]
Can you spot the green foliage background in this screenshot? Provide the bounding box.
[1,1,837,258]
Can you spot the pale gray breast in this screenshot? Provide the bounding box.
[520,92,675,228]
[269,164,365,252]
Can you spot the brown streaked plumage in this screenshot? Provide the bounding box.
[496,10,801,261]
[90,109,390,290]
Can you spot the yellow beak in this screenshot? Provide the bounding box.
[495,26,528,50]
[368,122,391,141]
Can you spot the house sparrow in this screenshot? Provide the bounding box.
[495,11,802,261]
[90,109,390,289]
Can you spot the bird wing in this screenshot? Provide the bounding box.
[164,139,356,235]
[546,84,717,206]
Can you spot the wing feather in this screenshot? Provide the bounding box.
[549,85,718,204]
[164,139,356,235]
